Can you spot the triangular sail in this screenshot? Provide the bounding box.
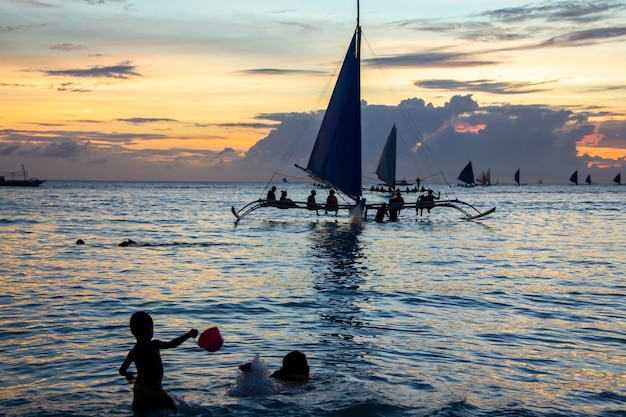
[585,174,591,184]
[614,173,621,184]
[514,169,520,185]
[570,170,578,185]
[304,29,361,199]
[375,124,397,188]
[477,170,485,185]
[458,161,475,185]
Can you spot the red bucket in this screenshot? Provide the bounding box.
[197,326,224,352]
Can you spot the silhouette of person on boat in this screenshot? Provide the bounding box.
[307,190,319,215]
[278,190,297,208]
[388,190,404,221]
[416,189,440,216]
[325,190,338,216]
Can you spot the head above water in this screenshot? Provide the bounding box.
[281,350,309,377]
[130,311,153,341]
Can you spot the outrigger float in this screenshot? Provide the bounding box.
[231,1,495,224]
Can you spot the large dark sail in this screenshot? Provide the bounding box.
[305,29,361,199]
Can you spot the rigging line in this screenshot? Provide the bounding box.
[361,32,458,200]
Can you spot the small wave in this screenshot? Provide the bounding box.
[227,355,278,397]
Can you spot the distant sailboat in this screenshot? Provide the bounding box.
[585,174,591,185]
[514,169,520,185]
[458,161,475,186]
[614,173,621,185]
[476,169,491,186]
[569,170,578,185]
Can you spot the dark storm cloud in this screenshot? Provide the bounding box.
[42,61,140,79]
[236,95,626,184]
[415,79,557,95]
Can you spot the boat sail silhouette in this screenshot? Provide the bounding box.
[569,170,578,185]
[614,173,622,185]
[231,2,495,222]
[457,161,475,186]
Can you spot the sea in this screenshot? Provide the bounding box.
[1,181,625,417]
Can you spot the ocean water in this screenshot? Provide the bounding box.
[1,181,625,417]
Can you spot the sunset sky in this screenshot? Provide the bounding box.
[1,0,625,183]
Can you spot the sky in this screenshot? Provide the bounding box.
[1,0,626,184]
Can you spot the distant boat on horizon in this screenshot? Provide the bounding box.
[569,170,578,185]
[458,161,475,187]
[0,165,46,187]
[614,173,621,185]
[585,174,592,185]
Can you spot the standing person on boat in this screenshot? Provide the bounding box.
[388,190,404,221]
[119,311,198,414]
[416,189,440,216]
[325,190,339,216]
[307,190,319,215]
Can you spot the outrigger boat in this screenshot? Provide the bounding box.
[231,2,495,223]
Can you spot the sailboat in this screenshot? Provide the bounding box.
[476,168,491,186]
[372,124,416,193]
[569,170,578,185]
[231,2,495,222]
[614,173,621,185]
[375,124,397,191]
[457,161,475,186]
[514,169,520,185]
[585,174,592,185]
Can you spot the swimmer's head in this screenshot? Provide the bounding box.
[130,311,153,341]
[281,350,309,378]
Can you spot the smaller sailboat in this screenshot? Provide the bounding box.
[585,174,592,185]
[457,161,475,186]
[613,173,621,185]
[375,124,398,190]
[514,169,520,185]
[476,168,491,186]
[569,170,578,185]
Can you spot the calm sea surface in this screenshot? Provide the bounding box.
[1,181,625,417]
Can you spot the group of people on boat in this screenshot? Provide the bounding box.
[265,186,339,216]
[369,185,423,193]
[262,184,440,222]
[373,189,440,222]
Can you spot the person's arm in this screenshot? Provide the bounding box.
[119,349,136,382]
[154,329,198,349]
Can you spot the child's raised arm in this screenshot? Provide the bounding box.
[154,329,198,349]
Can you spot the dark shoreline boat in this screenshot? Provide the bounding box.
[0,165,46,187]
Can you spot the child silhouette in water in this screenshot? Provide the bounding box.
[119,311,198,414]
